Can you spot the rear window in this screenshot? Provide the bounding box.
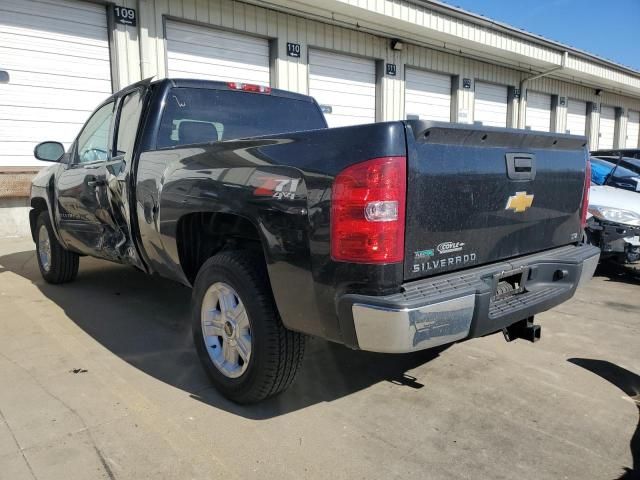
[620,157,640,175]
[156,87,326,148]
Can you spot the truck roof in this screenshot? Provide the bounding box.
[157,78,316,103]
[103,77,318,106]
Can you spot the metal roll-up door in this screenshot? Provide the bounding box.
[599,106,616,149]
[308,49,376,128]
[525,91,552,132]
[405,68,451,122]
[627,110,640,148]
[0,0,112,166]
[166,21,270,86]
[566,99,587,135]
[474,82,508,127]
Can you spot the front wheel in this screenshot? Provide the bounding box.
[35,211,79,284]
[192,251,305,404]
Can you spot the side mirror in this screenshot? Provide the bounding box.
[34,141,65,162]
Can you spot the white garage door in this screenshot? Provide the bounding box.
[474,82,507,127]
[599,106,616,149]
[166,21,270,86]
[308,50,376,128]
[627,110,640,148]
[566,99,587,135]
[0,0,112,167]
[405,69,451,122]
[525,91,552,132]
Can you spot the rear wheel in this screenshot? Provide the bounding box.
[35,211,79,284]
[192,251,305,404]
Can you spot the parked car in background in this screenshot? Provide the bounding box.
[590,156,640,193]
[586,158,640,267]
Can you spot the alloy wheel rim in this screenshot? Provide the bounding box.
[200,282,252,379]
[38,225,51,272]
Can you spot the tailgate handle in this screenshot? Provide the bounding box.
[514,157,532,171]
[506,153,536,181]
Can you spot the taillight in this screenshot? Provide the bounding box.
[581,159,591,229]
[331,156,406,263]
[227,82,271,94]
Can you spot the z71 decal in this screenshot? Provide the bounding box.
[253,177,300,200]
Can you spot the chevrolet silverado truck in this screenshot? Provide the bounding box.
[30,78,600,403]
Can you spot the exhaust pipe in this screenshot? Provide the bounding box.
[503,317,541,343]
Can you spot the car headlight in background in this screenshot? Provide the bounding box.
[588,205,640,226]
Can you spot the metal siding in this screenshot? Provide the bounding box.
[474,82,507,127]
[112,0,140,89]
[525,91,551,132]
[404,68,451,121]
[565,55,640,93]
[588,105,600,147]
[0,0,112,167]
[165,20,270,85]
[335,0,562,65]
[627,110,640,148]
[308,49,376,127]
[566,99,587,135]
[598,105,616,149]
[333,0,640,94]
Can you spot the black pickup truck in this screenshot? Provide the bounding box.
[30,78,599,403]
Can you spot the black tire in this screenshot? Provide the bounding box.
[192,251,305,404]
[35,211,79,284]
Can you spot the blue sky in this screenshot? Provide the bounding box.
[440,0,640,71]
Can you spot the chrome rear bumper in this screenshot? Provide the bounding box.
[352,295,475,353]
[341,244,600,353]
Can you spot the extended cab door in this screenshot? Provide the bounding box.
[55,89,146,267]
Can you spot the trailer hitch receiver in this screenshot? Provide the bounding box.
[503,317,541,343]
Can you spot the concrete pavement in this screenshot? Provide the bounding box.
[0,236,638,480]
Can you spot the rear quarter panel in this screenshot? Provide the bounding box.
[135,122,407,342]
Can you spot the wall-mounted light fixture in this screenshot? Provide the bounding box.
[390,39,404,51]
[0,70,9,84]
[595,88,603,96]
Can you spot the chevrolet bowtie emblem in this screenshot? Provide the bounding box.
[505,191,534,213]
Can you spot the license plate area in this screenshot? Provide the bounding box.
[491,267,529,301]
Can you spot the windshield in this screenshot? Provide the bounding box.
[157,87,326,149]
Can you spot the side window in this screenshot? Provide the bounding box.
[76,102,114,164]
[115,90,144,159]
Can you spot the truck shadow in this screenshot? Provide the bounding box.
[594,262,640,286]
[0,249,445,420]
[568,358,639,480]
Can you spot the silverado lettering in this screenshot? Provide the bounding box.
[413,253,477,272]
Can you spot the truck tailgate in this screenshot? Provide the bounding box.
[404,121,588,281]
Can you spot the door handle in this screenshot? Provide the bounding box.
[87,176,106,187]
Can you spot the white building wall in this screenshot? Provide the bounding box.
[3,0,640,238]
[331,0,640,95]
[111,0,142,89]
[130,0,640,145]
